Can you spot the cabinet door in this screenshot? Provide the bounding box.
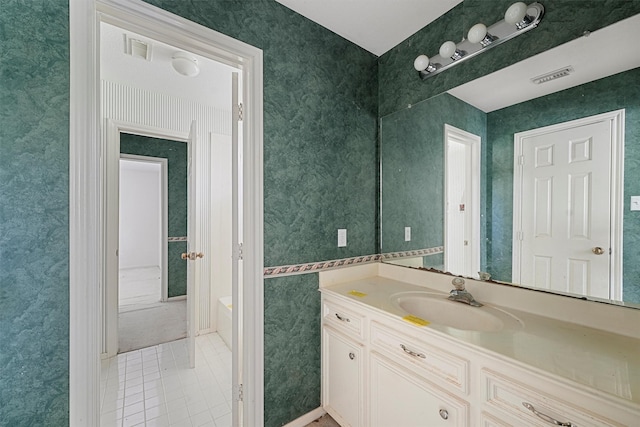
[370,352,469,427]
[323,327,364,427]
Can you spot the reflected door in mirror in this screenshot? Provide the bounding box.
[513,113,622,299]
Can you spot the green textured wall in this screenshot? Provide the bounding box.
[486,68,640,303]
[264,274,321,425]
[143,1,378,425]
[0,0,70,425]
[120,133,188,297]
[380,93,487,267]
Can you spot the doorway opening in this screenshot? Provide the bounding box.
[69,1,264,424]
[118,146,188,354]
[444,124,481,278]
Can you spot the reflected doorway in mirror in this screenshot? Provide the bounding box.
[444,124,481,279]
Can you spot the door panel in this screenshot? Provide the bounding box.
[517,119,612,298]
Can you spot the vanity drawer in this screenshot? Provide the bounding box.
[370,321,469,395]
[481,368,625,427]
[323,298,365,341]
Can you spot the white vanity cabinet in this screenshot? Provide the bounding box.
[321,299,366,427]
[321,291,640,427]
[369,352,469,426]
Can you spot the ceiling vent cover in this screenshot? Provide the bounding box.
[124,35,152,61]
[531,66,574,84]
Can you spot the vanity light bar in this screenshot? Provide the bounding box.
[530,66,574,84]
[414,2,545,80]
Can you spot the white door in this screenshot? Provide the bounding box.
[444,124,481,278]
[186,121,197,368]
[231,72,243,425]
[513,115,619,298]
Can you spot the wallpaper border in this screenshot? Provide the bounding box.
[263,247,443,277]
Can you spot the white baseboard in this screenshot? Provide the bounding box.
[167,295,187,301]
[283,407,326,427]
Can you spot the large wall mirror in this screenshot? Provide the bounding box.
[380,13,640,308]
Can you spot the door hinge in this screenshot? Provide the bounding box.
[237,383,243,402]
[237,103,243,121]
[237,243,244,260]
[517,231,524,241]
[518,155,525,165]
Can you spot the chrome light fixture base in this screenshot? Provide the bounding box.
[415,2,544,80]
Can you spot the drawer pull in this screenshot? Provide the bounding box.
[400,344,426,359]
[439,409,449,420]
[335,313,350,322]
[522,402,575,426]
[349,352,355,360]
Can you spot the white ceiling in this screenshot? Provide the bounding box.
[100,22,237,110]
[275,0,463,56]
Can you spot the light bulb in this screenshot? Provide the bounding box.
[439,41,457,59]
[505,2,528,25]
[468,23,488,44]
[413,55,430,72]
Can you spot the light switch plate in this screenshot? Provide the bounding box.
[631,196,640,211]
[404,226,411,241]
[338,229,347,247]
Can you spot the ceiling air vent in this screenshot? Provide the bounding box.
[123,35,152,61]
[531,66,574,85]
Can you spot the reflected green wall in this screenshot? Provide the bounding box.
[487,68,640,303]
[380,93,487,270]
[120,133,188,298]
[0,0,70,425]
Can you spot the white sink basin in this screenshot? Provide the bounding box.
[390,292,523,332]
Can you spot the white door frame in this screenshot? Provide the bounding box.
[512,109,624,300]
[106,122,187,357]
[69,0,264,425]
[443,124,481,278]
[119,153,169,303]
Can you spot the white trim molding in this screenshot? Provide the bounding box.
[69,0,264,425]
[69,0,100,424]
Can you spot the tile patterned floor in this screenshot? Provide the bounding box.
[100,334,232,427]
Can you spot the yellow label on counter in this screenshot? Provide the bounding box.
[348,290,367,298]
[402,315,430,327]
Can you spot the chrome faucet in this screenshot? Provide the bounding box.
[448,278,483,307]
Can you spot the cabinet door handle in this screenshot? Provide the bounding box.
[335,313,350,322]
[348,352,355,360]
[400,344,426,359]
[439,409,449,420]
[522,402,575,426]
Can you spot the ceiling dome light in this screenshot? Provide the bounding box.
[171,52,200,77]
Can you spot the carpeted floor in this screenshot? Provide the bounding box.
[118,299,187,353]
[305,414,341,427]
[117,266,187,353]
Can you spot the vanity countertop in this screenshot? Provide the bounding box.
[321,275,640,407]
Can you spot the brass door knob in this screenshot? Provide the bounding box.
[592,247,605,255]
[181,252,205,260]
